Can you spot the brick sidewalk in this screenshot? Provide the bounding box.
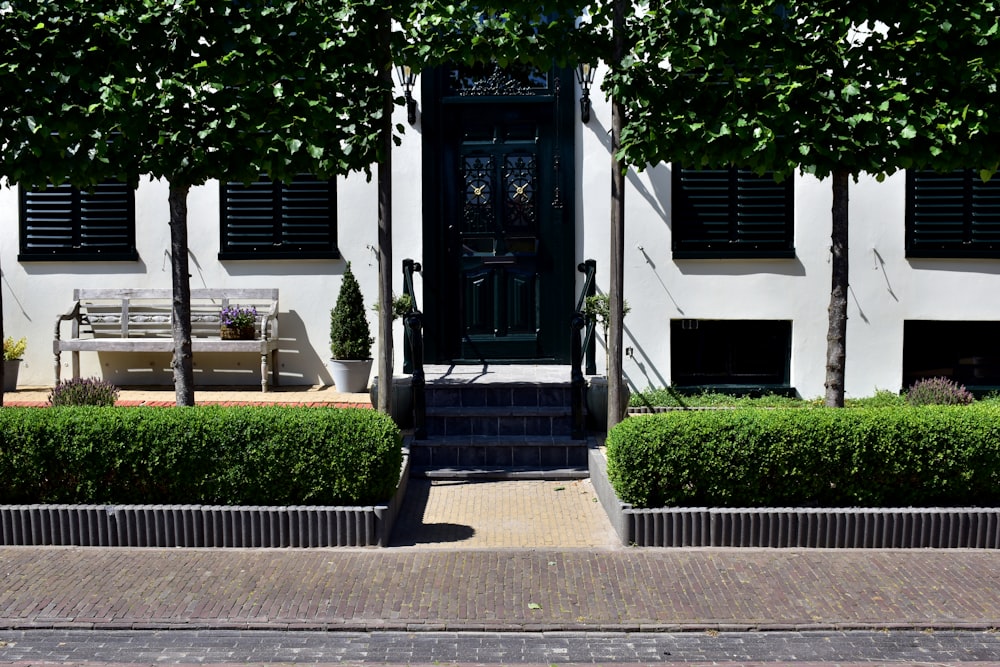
[1,546,998,631]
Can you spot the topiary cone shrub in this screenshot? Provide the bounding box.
[330,261,373,360]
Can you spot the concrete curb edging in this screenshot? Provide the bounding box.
[0,455,409,548]
[588,446,1000,548]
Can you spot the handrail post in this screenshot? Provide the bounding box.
[571,311,586,439]
[571,259,596,440]
[402,258,426,439]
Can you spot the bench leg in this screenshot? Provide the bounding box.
[260,353,269,392]
[54,350,62,385]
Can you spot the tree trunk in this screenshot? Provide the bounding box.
[376,12,393,417]
[607,0,627,430]
[168,182,195,407]
[824,169,850,407]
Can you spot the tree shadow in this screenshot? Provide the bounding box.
[389,478,476,546]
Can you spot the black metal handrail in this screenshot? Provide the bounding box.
[571,259,596,440]
[402,258,426,439]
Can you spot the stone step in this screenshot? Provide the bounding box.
[411,466,588,480]
[425,405,574,438]
[406,435,589,470]
[424,383,573,409]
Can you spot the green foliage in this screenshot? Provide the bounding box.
[48,377,120,407]
[907,377,975,406]
[606,406,1000,508]
[0,406,402,505]
[629,388,806,409]
[3,337,27,361]
[848,389,907,408]
[615,1,1000,178]
[2,0,388,189]
[330,262,373,360]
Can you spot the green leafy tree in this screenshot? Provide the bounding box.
[3,0,386,405]
[614,1,1000,406]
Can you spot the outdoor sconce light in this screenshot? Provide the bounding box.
[395,64,418,125]
[576,63,595,124]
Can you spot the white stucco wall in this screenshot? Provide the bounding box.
[3,70,998,399]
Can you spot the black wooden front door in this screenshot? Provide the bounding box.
[422,65,575,364]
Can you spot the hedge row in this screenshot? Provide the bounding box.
[0,406,402,506]
[606,406,1000,508]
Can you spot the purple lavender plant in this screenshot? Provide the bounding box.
[48,377,120,407]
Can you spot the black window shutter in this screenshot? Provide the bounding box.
[19,182,136,261]
[907,169,1000,257]
[220,175,338,259]
[673,167,794,258]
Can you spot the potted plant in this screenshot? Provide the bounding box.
[219,304,257,340]
[329,262,374,393]
[3,336,27,392]
[583,293,631,431]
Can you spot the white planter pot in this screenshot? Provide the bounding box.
[3,359,21,392]
[328,358,373,394]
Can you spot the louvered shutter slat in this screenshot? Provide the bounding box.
[221,175,337,258]
[908,170,1000,256]
[20,182,135,259]
[674,167,793,256]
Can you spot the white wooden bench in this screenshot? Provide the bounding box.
[53,288,280,392]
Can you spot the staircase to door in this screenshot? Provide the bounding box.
[407,365,590,479]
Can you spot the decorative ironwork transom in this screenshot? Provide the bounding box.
[450,63,549,97]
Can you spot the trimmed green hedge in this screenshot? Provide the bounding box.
[606,406,1000,508]
[0,406,402,506]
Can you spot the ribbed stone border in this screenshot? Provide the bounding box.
[588,446,1000,548]
[0,455,409,548]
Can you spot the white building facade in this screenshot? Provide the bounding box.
[3,64,998,399]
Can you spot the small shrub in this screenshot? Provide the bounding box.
[606,405,1000,508]
[0,406,402,505]
[48,377,120,407]
[330,262,373,360]
[3,336,27,361]
[906,377,974,406]
[848,389,906,408]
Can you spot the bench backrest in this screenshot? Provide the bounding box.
[71,288,279,339]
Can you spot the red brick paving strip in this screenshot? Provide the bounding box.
[0,548,998,631]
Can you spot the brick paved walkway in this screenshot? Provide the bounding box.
[391,479,619,548]
[1,547,998,631]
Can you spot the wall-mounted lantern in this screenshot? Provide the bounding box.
[576,63,595,124]
[395,65,417,125]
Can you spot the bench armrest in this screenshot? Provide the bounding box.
[261,309,279,341]
[54,302,82,341]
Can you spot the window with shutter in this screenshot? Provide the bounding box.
[219,174,338,259]
[672,166,794,258]
[906,169,1000,258]
[18,182,137,261]
[671,319,793,393]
